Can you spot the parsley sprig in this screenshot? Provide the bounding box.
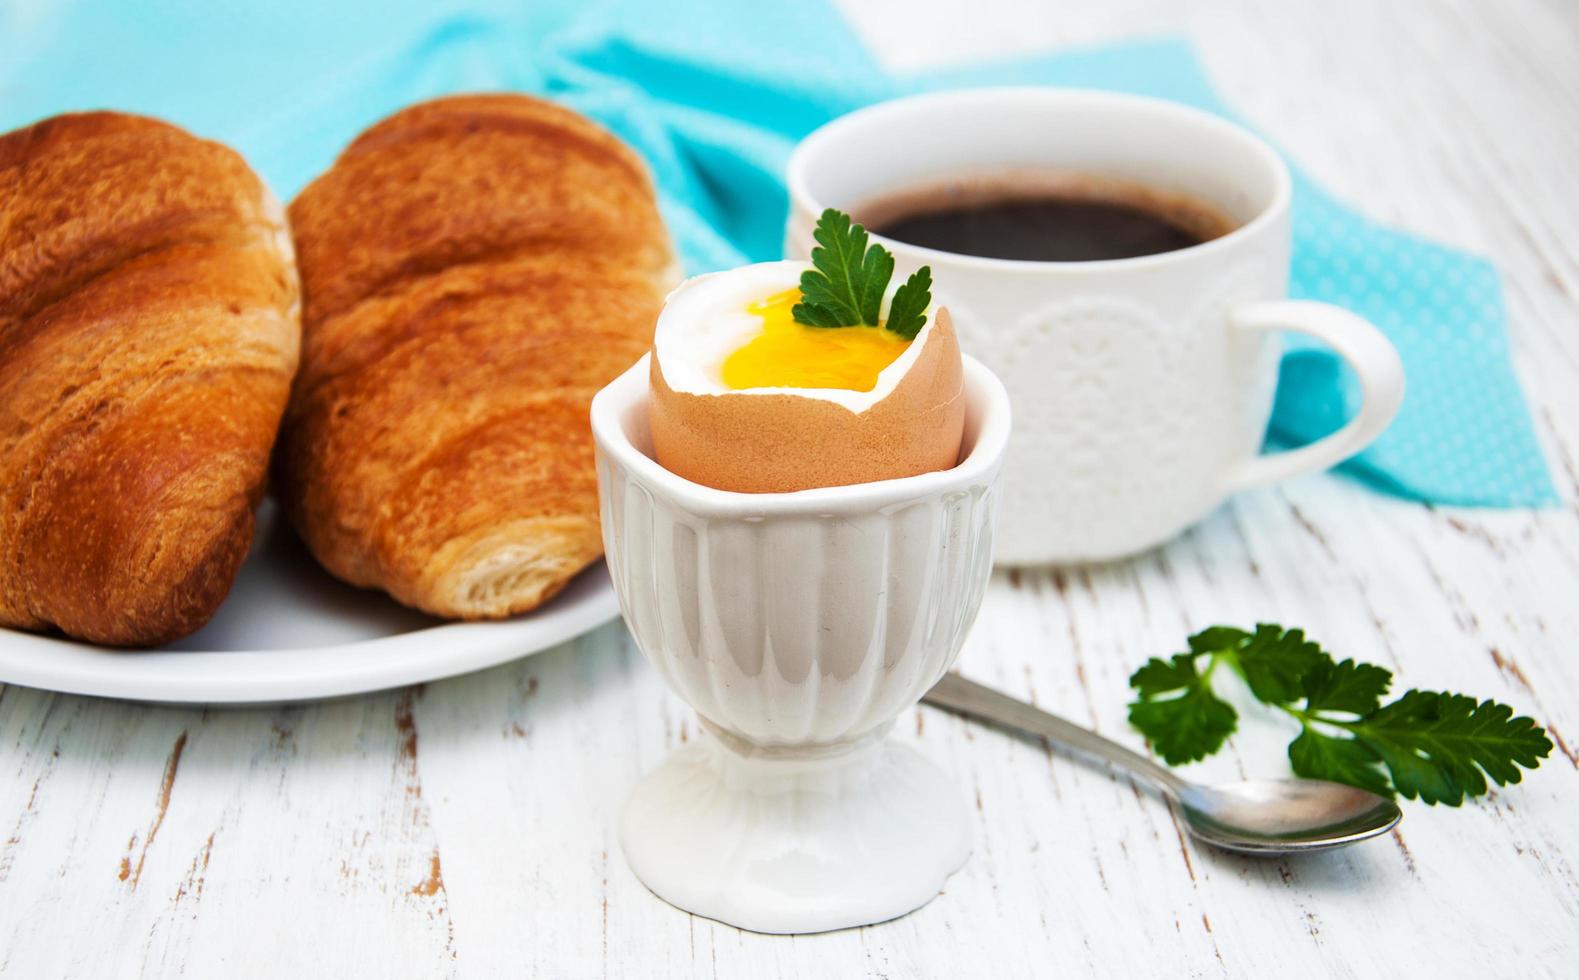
[794,209,932,339]
[1128,624,1552,805]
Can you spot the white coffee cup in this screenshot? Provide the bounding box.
[785,88,1404,565]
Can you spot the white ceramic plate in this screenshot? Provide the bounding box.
[0,501,621,704]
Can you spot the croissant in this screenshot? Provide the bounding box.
[0,112,300,646]
[278,95,677,619]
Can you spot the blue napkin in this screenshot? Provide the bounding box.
[0,1,1554,507]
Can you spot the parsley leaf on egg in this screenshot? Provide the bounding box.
[1125,623,1554,805]
[794,208,932,337]
[885,266,933,340]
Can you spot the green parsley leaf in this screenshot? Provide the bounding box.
[1300,657,1392,716]
[1235,624,1328,705]
[1126,654,1237,764]
[1187,626,1250,656]
[1348,690,1553,806]
[1130,653,1201,698]
[796,209,871,326]
[1288,727,1393,797]
[791,297,853,328]
[885,266,932,339]
[793,208,931,337]
[1128,622,1553,804]
[1176,623,1328,706]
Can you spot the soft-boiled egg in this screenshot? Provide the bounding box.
[648,260,964,493]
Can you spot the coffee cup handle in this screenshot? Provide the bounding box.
[1225,300,1405,492]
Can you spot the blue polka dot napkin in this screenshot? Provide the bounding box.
[0,3,1554,506]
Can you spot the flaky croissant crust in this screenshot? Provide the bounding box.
[279,94,676,618]
[0,112,300,646]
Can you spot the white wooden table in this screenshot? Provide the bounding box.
[4,1,1578,975]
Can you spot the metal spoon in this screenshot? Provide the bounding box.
[923,672,1402,855]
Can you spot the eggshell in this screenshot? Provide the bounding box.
[649,308,965,493]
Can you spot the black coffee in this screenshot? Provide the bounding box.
[859,176,1236,262]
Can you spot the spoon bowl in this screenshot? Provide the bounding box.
[1177,779,1402,854]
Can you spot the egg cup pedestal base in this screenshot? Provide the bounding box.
[620,721,972,935]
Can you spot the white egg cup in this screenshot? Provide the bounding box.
[591,354,1011,934]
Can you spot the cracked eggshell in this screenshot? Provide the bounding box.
[648,292,965,493]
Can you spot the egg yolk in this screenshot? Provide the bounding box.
[720,289,912,392]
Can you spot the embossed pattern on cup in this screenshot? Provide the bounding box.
[941,263,1283,561]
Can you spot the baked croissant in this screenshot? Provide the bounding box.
[278,95,677,619]
[0,112,300,646]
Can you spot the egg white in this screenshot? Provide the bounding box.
[652,260,939,414]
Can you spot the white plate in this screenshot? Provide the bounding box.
[0,501,621,704]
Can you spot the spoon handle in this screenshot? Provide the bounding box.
[923,672,1186,796]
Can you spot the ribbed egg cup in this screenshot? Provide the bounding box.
[590,354,1011,935]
